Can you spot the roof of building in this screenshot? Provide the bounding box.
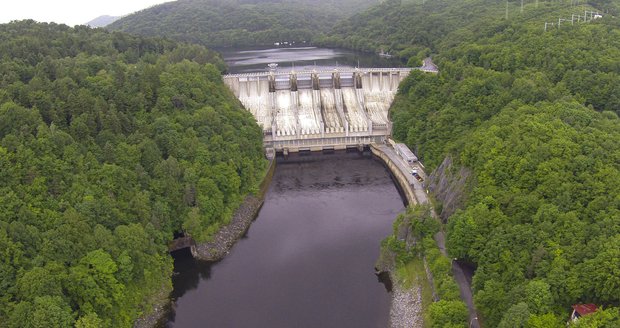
[395,143,417,161]
[572,304,598,316]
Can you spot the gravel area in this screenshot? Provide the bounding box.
[389,285,424,328]
[377,235,424,328]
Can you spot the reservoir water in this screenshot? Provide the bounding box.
[219,46,404,74]
[165,47,406,327]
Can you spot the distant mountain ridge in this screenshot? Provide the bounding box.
[107,0,378,47]
[86,15,120,28]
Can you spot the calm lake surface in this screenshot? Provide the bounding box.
[165,47,405,327]
[219,46,404,74]
[166,152,405,327]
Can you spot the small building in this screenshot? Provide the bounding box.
[570,304,598,322]
[394,143,417,164]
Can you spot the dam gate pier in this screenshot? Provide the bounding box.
[223,68,413,156]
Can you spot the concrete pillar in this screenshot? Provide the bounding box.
[332,71,341,89]
[269,91,276,127]
[312,73,320,90]
[355,72,363,89]
[269,73,276,93]
[290,73,298,92]
[379,72,383,91]
[292,91,300,139]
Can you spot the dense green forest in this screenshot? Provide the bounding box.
[335,0,620,326]
[320,0,620,62]
[108,0,378,48]
[0,20,265,327]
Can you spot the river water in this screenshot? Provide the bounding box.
[165,47,406,327]
[166,152,405,327]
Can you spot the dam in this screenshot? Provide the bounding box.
[223,67,413,153]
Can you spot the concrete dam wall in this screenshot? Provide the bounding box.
[223,68,412,152]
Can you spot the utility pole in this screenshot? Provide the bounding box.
[521,0,524,13]
[558,18,569,28]
[505,0,509,19]
[544,22,555,31]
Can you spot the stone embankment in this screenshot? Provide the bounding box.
[390,287,423,328]
[133,286,172,328]
[193,158,276,261]
[375,229,424,328]
[193,195,264,261]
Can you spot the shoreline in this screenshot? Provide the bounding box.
[137,146,424,327]
[133,159,276,328]
[375,217,425,328]
[371,143,427,327]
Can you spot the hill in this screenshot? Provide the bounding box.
[320,0,620,61]
[85,15,121,28]
[325,0,620,326]
[0,20,265,327]
[108,0,378,47]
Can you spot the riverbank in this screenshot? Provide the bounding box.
[375,214,425,328]
[133,159,276,328]
[193,195,264,261]
[372,142,478,327]
[372,143,426,327]
[194,157,276,261]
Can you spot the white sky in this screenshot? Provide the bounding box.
[0,0,174,26]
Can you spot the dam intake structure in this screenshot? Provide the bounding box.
[224,68,414,154]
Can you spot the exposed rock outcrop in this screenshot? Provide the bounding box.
[428,156,472,222]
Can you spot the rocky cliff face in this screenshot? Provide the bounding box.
[428,156,472,222]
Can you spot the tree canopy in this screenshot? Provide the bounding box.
[108,0,379,48]
[331,0,620,325]
[0,20,265,326]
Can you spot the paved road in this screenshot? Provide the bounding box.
[378,143,480,328]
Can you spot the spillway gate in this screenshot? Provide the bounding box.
[223,68,413,154]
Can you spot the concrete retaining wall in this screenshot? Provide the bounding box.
[370,144,417,206]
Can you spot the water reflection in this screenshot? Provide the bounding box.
[166,151,405,328]
[219,46,405,74]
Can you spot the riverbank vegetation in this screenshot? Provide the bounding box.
[383,205,468,327]
[331,0,620,325]
[108,0,378,48]
[0,20,265,326]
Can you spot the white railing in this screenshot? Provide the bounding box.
[224,67,414,79]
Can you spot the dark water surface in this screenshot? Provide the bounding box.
[219,46,405,74]
[166,152,405,327]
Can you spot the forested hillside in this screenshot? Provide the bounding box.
[328,0,620,326]
[321,0,620,62]
[0,20,265,327]
[108,0,378,48]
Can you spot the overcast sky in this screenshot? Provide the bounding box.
[0,0,174,26]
